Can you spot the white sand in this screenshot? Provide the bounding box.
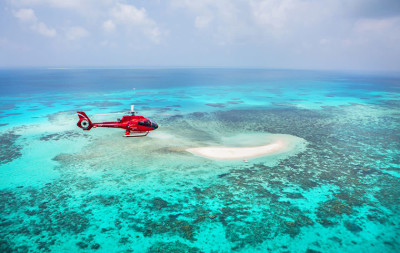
[186,138,290,160]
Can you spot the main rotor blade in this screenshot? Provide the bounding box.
[94,112,126,115]
[145,112,170,115]
[95,111,170,116]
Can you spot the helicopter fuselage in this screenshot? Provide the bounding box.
[77,112,158,137]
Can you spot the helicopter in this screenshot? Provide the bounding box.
[77,105,158,137]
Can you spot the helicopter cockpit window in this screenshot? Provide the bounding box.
[138,120,152,127]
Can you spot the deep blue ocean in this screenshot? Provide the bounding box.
[0,68,399,252]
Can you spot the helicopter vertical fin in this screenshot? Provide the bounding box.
[77,111,93,130]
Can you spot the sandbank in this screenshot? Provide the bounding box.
[187,138,291,160]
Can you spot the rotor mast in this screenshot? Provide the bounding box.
[130,105,136,116]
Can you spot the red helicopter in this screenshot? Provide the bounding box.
[77,105,158,137]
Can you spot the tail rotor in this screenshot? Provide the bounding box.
[77,111,93,130]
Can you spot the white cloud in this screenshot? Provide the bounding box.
[111,3,149,26]
[103,19,115,32]
[6,0,400,70]
[13,8,37,22]
[355,16,400,33]
[250,0,294,29]
[249,0,342,34]
[107,3,161,43]
[10,0,101,10]
[173,0,239,24]
[11,1,163,44]
[195,16,212,29]
[65,26,89,40]
[9,0,116,20]
[172,0,243,43]
[347,16,400,52]
[145,27,161,41]
[33,22,56,37]
[13,8,56,37]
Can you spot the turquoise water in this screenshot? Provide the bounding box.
[0,69,399,252]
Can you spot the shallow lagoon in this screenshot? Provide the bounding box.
[0,69,399,252]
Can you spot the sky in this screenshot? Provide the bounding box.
[0,0,400,71]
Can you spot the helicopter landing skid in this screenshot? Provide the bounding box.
[124,131,149,137]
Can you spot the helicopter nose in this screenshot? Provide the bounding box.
[152,122,158,130]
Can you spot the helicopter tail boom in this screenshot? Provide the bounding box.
[77,111,94,130]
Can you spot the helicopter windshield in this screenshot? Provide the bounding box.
[138,120,152,127]
[138,119,158,129]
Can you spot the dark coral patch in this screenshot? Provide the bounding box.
[5,113,22,116]
[1,102,400,252]
[344,221,363,233]
[147,241,201,253]
[317,199,353,218]
[206,103,225,108]
[148,197,169,210]
[0,132,22,165]
[227,100,243,104]
[40,131,88,141]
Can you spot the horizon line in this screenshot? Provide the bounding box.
[0,65,399,75]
